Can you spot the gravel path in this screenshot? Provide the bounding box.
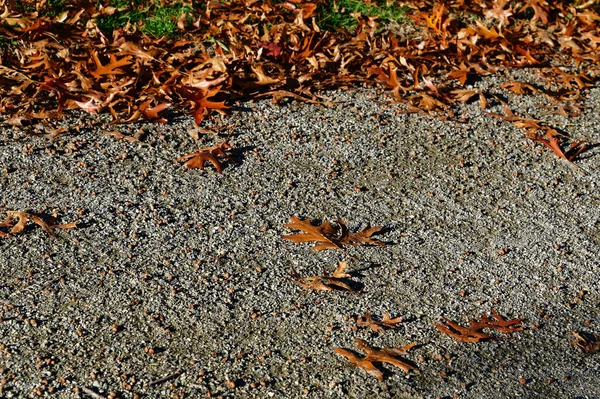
[1,70,599,399]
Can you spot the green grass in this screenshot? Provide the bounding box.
[141,4,192,38]
[0,37,18,49]
[317,0,411,31]
[93,0,193,38]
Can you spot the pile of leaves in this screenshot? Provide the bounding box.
[0,0,598,129]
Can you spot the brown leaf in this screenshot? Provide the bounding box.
[103,130,140,143]
[289,261,355,292]
[179,86,229,125]
[0,211,77,237]
[571,331,600,354]
[334,338,418,381]
[436,310,524,343]
[500,81,538,95]
[487,105,590,165]
[341,223,385,247]
[142,102,171,123]
[357,311,404,332]
[528,130,590,163]
[251,64,280,85]
[90,52,132,78]
[282,217,384,251]
[177,141,234,173]
[282,216,344,250]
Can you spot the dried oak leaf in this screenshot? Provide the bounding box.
[500,81,538,95]
[289,261,355,292]
[436,310,524,343]
[357,311,404,333]
[178,86,229,125]
[90,52,132,79]
[334,338,418,381]
[176,141,234,174]
[571,331,600,354]
[528,129,590,163]
[0,211,77,237]
[282,216,384,251]
[487,104,590,165]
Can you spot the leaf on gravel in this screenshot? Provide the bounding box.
[571,331,600,354]
[357,311,404,332]
[0,211,77,238]
[451,89,487,108]
[176,141,234,173]
[282,216,384,251]
[500,81,538,95]
[289,260,355,292]
[103,130,140,143]
[436,310,524,343]
[290,261,354,291]
[334,338,418,381]
[487,104,591,165]
[528,129,590,163]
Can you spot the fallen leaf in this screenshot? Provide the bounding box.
[357,311,404,332]
[436,310,524,343]
[571,331,600,354]
[178,86,229,125]
[487,105,591,166]
[528,129,590,163]
[282,216,384,251]
[289,261,355,292]
[251,64,280,85]
[142,102,171,123]
[103,130,140,143]
[176,141,234,173]
[500,81,538,95]
[0,211,77,237]
[90,52,132,78]
[334,338,418,381]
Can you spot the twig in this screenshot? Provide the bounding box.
[80,387,107,399]
[144,371,182,388]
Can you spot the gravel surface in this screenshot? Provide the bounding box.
[1,70,599,399]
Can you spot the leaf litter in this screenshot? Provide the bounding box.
[0,0,597,167]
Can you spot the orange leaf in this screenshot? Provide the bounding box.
[289,261,355,292]
[179,86,229,125]
[90,51,132,78]
[282,217,384,251]
[176,141,234,173]
[436,310,524,343]
[334,338,418,381]
[0,211,77,238]
[357,311,404,332]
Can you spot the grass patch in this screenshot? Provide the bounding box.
[93,0,193,38]
[141,3,192,38]
[317,0,411,31]
[0,37,18,49]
